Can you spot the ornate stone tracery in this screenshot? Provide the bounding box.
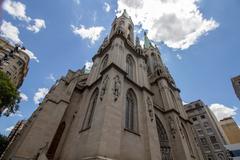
[147,97,154,122]
[100,75,109,101]
[112,75,121,101]
[168,116,176,139]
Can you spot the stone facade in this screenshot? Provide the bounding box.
[231,75,240,101]
[0,38,30,88]
[220,117,240,144]
[184,100,229,160]
[1,10,204,160]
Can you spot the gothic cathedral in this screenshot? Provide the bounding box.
[1,10,204,160]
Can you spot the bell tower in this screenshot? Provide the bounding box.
[110,9,134,43]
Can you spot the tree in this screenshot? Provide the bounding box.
[0,134,8,156]
[0,71,21,116]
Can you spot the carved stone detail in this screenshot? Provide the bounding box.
[177,118,184,138]
[100,75,109,101]
[147,97,154,121]
[112,75,121,101]
[168,116,176,139]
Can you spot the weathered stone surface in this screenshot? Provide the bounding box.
[1,10,204,160]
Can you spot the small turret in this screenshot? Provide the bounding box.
[135,36,143,55]
[109,9,134,43]
[144,32,154,49]
[144,32,176,85]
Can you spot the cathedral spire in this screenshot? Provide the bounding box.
[122,9,130,18]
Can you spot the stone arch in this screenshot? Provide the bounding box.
[126,54,136,80]
[155,115,173,160]
[125,88,138,132]
[82,88,99,130]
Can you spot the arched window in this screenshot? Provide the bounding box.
[47,122,66,159]
[101,55,108,72]
[155,116,173,160]
[82,88,99,130]
[125,89,138,132]
[126,55,135,80]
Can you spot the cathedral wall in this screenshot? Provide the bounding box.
[119,80,148,160]
[53,89,83,160]
[12,100,68,159]
[154,108,196,160]
[71,86,103,159]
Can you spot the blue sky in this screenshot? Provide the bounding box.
[0,0,239,135]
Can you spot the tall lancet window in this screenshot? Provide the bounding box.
[155,116,173,160]
[125,89,138,132]
[126,55,135,80]
[82,88,99,130]
[101,55,109,72]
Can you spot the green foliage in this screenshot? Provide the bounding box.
[0,71,21,116]
[0,134,8,156]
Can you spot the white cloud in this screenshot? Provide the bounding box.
[104,2,111,12]
[182,101,188,105]
[27,19,46,33]
[84,61,93,73]
[46,73,56,82]
[0,20,22,44]
[176,54,182,60]
[23,48,39,63]
[5,125,14,132]
[117,0,219,49]
[209,103,238,121]
[71,25,105,44]
[73,0,80,5]
[20,92,28,102]
[33,88,49,104]
[9,110,23,117]
[3,0,31,22]
[3,0,46,34]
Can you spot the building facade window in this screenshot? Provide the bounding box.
[213,144,220,150]
[126,55,135,80]
[210,136,217,144]
[192,117,197,121]
[206,128,213,134]
[200,137,207,145]
[204,146,211,153]
[195,124,201,129]
[125,89,138,132]
[82,88,99,130]
[207,155,213,160]
[203,122,209,127]
[197,129,204,135]
[200,115,206,119]
[17,60,23,66]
